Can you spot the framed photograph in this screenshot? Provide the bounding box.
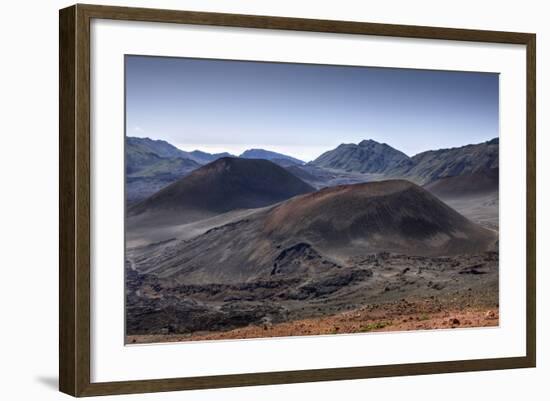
[59,4,536,397]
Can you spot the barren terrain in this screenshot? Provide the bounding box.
[125,157,499,343]
[126,250,498,341]
[128,302,498,344]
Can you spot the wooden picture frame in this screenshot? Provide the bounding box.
[59,3,536,397]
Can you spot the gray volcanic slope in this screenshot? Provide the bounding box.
[128,157,315,221]
[311,139,412,173]
[424,168,498,199]
[423,169,499,230]
[130,180,496,285]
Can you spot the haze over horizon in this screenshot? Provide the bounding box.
[126,55,499,162]
[128,135,498,164]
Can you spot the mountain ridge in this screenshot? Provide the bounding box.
[126,137,202,203]
[389,137,499,184]
[240,148,305,165]
[126,136,499,203]
[309,137,498,185]
[310,139,412,174]
[127,136,236,165]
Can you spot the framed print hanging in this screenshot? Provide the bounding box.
[59,4,536,396]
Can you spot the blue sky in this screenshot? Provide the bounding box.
[126,55,499,162]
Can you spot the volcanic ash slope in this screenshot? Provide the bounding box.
[129,180,497,285]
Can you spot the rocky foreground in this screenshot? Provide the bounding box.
[125,251,498,343]
[128,301,498,344]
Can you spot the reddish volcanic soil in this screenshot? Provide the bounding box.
[127,300,499,344]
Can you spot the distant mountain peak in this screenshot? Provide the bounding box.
[358,139,380,146]
[239,148,305,165]
[131,136,166,144]
[310,139,411,174]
